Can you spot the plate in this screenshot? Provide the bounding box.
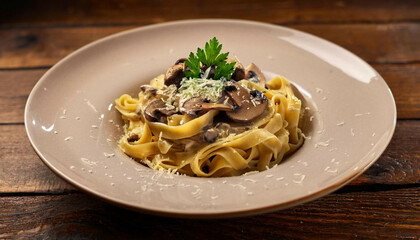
[25,19,396,218]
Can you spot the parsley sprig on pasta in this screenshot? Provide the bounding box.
[184,37,235,80]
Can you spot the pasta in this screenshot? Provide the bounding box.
[115,38,304,177]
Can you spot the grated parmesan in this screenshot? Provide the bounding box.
[177,77,224,103]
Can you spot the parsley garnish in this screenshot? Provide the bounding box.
[184,37,235,80]
[184,52,201,78]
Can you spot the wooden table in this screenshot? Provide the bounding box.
[1,1,419,239]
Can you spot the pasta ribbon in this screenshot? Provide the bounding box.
[115,75,304,177]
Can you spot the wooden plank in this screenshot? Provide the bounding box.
[293,23,420,64]
[1,0,420,27]
[0,27,132,69]
[349,120,420,185]
[0,188,419,239]
[1,120,418,193]
[0,125,75,193]
[373,63,420,119]
[1,23,419,69]
[1,63,418,124]
[0,69,45,124]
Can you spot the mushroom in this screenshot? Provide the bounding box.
[174,58,187,65]
[127,134,139,142]
[144,99,177,123]
[181,97,233,117]
[232,65,245,81]
[214,122,231,137]
[245,63,266,86]
[227,57,246,81]
[203,128,219,143]
[225,84,268,123]
[140,85,157,95]
[224,82,248,107]
[231,57,245,81]
[164,62,186,87]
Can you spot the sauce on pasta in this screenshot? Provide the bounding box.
[115,38,304,177]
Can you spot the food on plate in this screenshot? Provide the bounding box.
[115,37,304,177]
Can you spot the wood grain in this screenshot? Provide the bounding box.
[350,120,420,185]
[0,27,132,69]
[1,120,418,194]
[1,23,419,69]
[373,63,420,119]
[1,0,420,27]
[0,125,75,193]
[0,69,45,124]
[294,23,420,64]
[0,188,419,239]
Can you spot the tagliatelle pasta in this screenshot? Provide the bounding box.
[116,74,304,177]
[115,38,304,177]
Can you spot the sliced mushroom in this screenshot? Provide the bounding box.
[181,97,233,117]
[232,66,245,81]
[224,82,249,107]
[144,99,177,123]
[180,97,203,116]
[227,57,245,81]
[164,62,186,87]
[245,63,266,86]
[127,134,139,142]
[203,128,219,143]
[174,58,187,65]
[214,122,231,138]
[225,85,268,123]
[200,102,233,111]
[140,85,157,95]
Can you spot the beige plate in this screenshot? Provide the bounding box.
[25,19,396,218]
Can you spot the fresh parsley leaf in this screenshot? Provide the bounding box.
[204,37,222,66]
[214,61,235,80]
[184,52,201,78]
[214,52,229,64]
[196,48,206,65]
[183,37,235,80]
